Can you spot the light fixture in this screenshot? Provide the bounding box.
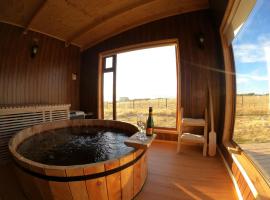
[31,39,39,58]
[197,32,205,49]
[72,73,77,80]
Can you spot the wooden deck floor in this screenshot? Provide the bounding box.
[240,142,270,183]
[0,141,237,200]
[0,161,28,200]
[136,141,237,200]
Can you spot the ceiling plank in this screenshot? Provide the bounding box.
[0,0,209,49]
[80,0,209,50]
[67,0,156,43]
[23,0,47,34]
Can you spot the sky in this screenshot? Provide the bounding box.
[104,45,177,101]
[232,0,270,94]
[104,0,270,101]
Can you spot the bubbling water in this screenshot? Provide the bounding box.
[17,127,135,166]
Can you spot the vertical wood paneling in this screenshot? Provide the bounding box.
[0,22,80,109]
[81,10,225,141]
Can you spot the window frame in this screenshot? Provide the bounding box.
[98,39,181,133]
[220,0,270,196]
[102,55,117,120]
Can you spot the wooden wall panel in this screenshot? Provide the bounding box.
[209,0,228,28]
[231,162,255,200]
[0,22,80,109]
[80,10,225,143]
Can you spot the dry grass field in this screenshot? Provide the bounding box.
[104,98,177,128]
[234,95,270,144]
[104,95,270,144]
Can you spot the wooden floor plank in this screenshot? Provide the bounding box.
[135,141,237,200]
[0,164,27,200]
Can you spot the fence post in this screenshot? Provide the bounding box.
[165,98,168,109]
[133,100,135,109]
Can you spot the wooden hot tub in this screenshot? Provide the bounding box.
[9,119,147,200]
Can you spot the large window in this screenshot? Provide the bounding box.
[231,0,270,181]
[101,42,179,129]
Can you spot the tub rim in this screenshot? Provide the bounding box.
[9,119,143,173]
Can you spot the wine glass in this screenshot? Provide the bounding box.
[137,114,147,141]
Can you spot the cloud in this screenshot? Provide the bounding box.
[233,34,270,63]
[236,76,249,84]
[236,70,269,83]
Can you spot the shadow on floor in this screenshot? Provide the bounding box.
[0,162,27,200]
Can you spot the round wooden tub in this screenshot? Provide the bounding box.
[9,119,147,200]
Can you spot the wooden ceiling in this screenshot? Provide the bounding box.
[0,0,209,50]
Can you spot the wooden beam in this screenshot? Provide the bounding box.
[23,0,47,34]
[67,0,155,43]
[112,55,117,120]
[81,2,209,50]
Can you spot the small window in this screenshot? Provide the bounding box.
[103,72,114,120]
[105,57,113,69]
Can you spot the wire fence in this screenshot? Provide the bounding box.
[104,98,177,128]
[234,95,270,144]
[236,95,269,115]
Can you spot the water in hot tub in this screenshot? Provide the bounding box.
[17,127,135,166]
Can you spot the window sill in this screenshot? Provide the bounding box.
[224,141,270,199]
[154,128,178,135]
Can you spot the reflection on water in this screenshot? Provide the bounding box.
[17,127,135,166]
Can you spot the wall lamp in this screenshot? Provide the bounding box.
[197,32,205,49]
[31,39,39,58]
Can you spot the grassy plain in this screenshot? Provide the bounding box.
[234,95,270,144]
[104,98,177,128]
[104,95,270,144]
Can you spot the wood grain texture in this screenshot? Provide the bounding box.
[8,119,145,200]
[84,164,108,200]
[240,143,270,182]
[81,10,225,143]
[0,141,237,200]
[136,141,237,200]
[0,22,80,109]
[120,153,134,200]
[0,0,208,48]
[14,166,44,200]
[133,150,144,195]
[0,0,44,26]
[105,159,122,200]
[66,168,89,200]
[231,162,255,200]
[45,169,73,200]
[209,0,228,28]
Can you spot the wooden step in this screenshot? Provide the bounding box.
[182,118,206,127]
[180,132,205,143]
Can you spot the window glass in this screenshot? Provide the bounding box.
[115,45,177,128]
[232,0,270,180]
[103,72,113,120]
[105,57,113,69]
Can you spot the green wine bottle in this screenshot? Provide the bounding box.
[146,107,154,136]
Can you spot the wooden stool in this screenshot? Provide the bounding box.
[177,108,208,156]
